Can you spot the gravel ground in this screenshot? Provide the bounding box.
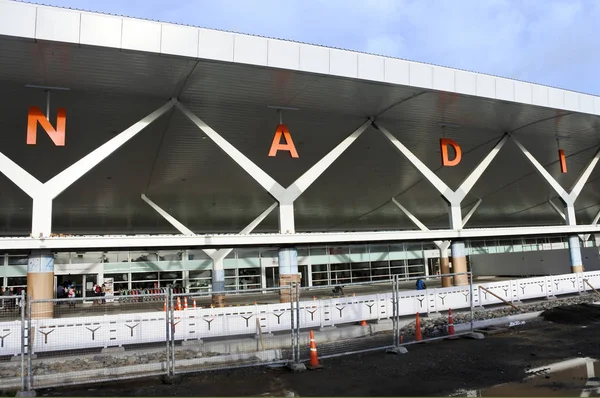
[26,295,600,397]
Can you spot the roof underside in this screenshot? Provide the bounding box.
[0,34,599,237]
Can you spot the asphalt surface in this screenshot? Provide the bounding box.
[32,303,600,397]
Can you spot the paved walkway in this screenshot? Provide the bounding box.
[0,276,514,320]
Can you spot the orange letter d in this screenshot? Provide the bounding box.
[440,138,462,167]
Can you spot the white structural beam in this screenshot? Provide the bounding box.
[3,224,600,250]
[177,102,371,234]
[583,207,600,242]
[513,140,600,225]
[461,198,482,227]
[392,198,481,253]
[141,194,194,235]
[548,199,567,221]
[141,193,277,294]
[0,99,176,238]
[376,122,507,229]
[142,193,277,260]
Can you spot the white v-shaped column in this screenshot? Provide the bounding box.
[141,194,276,303]
[392,197,481,287]
[375,123,507,229]
[0,99,177,237]
[514,139,600,273]
[176,103,372,234]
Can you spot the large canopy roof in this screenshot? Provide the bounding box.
[0,0,599,238]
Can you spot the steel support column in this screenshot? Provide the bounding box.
[515,139,600,273]
[27,251,54,319]
[278,247,300,303]
[450,241,469,286]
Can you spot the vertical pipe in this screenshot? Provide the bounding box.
[27,298,32,391]
[295,283,300,362]
[20,290,25,392]
[469,271,474,334]
[165,289,170,376]
[45,90,50,120]
[170,288,175,375]
[289,284,295,363]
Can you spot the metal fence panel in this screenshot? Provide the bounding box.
[170,287,293,375]
[26,292,169,390]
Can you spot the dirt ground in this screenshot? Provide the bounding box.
[35,304,600,397]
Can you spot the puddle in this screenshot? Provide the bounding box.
[451,358,600,397]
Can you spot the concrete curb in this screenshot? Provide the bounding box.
[1,349,282,391]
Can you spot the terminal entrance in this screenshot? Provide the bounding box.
[55,274,98,300]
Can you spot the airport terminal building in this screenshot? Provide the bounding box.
[1,0,600,307]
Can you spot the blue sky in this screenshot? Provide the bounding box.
[33,0,600,95]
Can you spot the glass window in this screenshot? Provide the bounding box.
[7,254,28,266]
[131,272,158,281]
[54,252,70,264]
[103,251,128,263]
[158,251,183,261]
[71,252,103,264]
[188,250,209,261]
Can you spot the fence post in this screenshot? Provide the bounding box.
[27,297,32,391]
[20,290,25,392]
[469,272,474,335]
[169,286,175,376]
[295,282,300,363]
[289,283,296,364]
[165,288,171,377]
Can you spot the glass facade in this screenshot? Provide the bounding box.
[0,235,596,293]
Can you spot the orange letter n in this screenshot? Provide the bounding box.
[440,138,462,167]
[268,124,299,158]
[27,106,66,146]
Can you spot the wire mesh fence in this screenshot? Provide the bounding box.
[0,272,477,392]
[169,286,295,375]
[294,272,474,362]
[25,291,169,390]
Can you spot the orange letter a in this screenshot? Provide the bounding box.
[268,124,299,158]
[27,106,67,146]
[440,138,462,167]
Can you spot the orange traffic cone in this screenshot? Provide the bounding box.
[184,297,188,310]
[360,320,368,327]
[177,297,182,311]
[447,308,455,336]
[307,330,323,370]
[193,299,197,310]
[415,312,423,341]
[163,300,167,312]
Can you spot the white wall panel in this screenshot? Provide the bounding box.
[330,49,357,78]
[267,39,300,70]
[299,44,329,74]
[80,13,122,48]
[548,87,566,109]
[357,54,384,81]
[476,74,495,98]
[514,81,533,104]
[198,29,234,62]
[409,62,433,89]
[432,66,454,92]
[384,58,410,85]
[233,34,268,66]
[36,8,80,44]
[0,1,36,38]
[161,24,198,58]
[495,78,515,102]
[564,90,580,112]
[121,19,161,53]
[532,85,549,107]
[455,70,477,96]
